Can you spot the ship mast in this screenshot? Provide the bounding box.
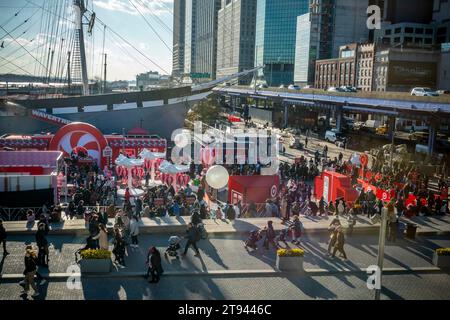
[74,0,89,96]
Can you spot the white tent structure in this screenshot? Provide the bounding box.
[139,149,166,185]
[115,154,144,197]
[158,160,189,191]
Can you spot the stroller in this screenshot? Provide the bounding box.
[277,224,291,243]
[165,236,182,258]
[244,230,261,250]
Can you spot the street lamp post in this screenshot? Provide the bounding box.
[389,115,396,170]
[375,207,388,300]
[64,162,68,204]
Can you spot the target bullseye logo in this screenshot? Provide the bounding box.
[49,122,108,166]
[271,185,278,198]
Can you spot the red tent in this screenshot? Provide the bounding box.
[314,171,359,203]
[228,175,280,204]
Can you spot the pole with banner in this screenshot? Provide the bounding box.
[375,206,388,300]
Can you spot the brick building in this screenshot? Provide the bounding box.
[315,43,357,89]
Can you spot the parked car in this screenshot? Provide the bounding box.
[437,90,450,95]
[257,83,268,89]
[339,86,357,93]
[324,130,343,143]
[279,84,288,89]
[410,87,439,97]
[288,84,301,91]
[303,85,313,89]
[327,86,343,92]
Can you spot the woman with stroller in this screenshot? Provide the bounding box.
[183,223,201,257]
[145,246,164,283]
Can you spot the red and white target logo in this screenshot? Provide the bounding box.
[270,185,278,198]
[49,122,107,166]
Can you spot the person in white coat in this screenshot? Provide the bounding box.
[93,224,109,250]
[130,216,140,247]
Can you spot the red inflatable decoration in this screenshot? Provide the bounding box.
[49,122,108,166]
[360,154,368,167]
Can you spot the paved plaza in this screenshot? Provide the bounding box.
[1,229,450,300]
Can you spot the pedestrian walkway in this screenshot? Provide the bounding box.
[1,232,449,280]
[3,214,450,236]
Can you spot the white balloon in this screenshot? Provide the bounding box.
[206,165,229,189]
[174,133,189,148]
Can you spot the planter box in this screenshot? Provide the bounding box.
[432,252,450,268]
[276,255,304,272]
[80,258,112,274]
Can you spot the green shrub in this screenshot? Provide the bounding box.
[436,248,450,256]
[80,249,111,260]
[277,248,304,257]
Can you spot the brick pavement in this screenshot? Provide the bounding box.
[1,273,450,300]
[1,233,449,278]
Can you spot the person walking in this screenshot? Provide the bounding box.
[262,221,278,250]
[112,228,126,266]
[182,223,200,257]
[93,224,109,250]
[129,216,140,247]
[21,245,39,297]
[331,226,347,260]
[135,197,143,218]
[145,246,164,283]
[387,202,398,242]
[0,219,9,256]
[327,218,341,255]
[35,223,49,267]
[290,215,303,245]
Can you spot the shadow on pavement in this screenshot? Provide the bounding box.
[285,274,337,299]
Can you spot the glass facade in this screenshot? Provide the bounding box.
[294,13,313,84]
[254,0,309,86]
[172,0,185,77]
[184,0,196,74]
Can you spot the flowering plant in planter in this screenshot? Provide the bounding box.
[80,249,111,259]
[277,248,304,257]
[436,248,450,256]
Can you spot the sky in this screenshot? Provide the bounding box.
[0,0,174,81]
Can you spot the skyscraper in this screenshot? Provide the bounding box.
[184,0,197,75]
[293,0,369,86]
[254,0,309,87]
[194,0,221,80]
[385,0,433,24]
[183,0,221,80]
[216,0,257,84]
[172,0,185,78]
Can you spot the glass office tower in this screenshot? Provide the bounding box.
[254,0,309,86]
